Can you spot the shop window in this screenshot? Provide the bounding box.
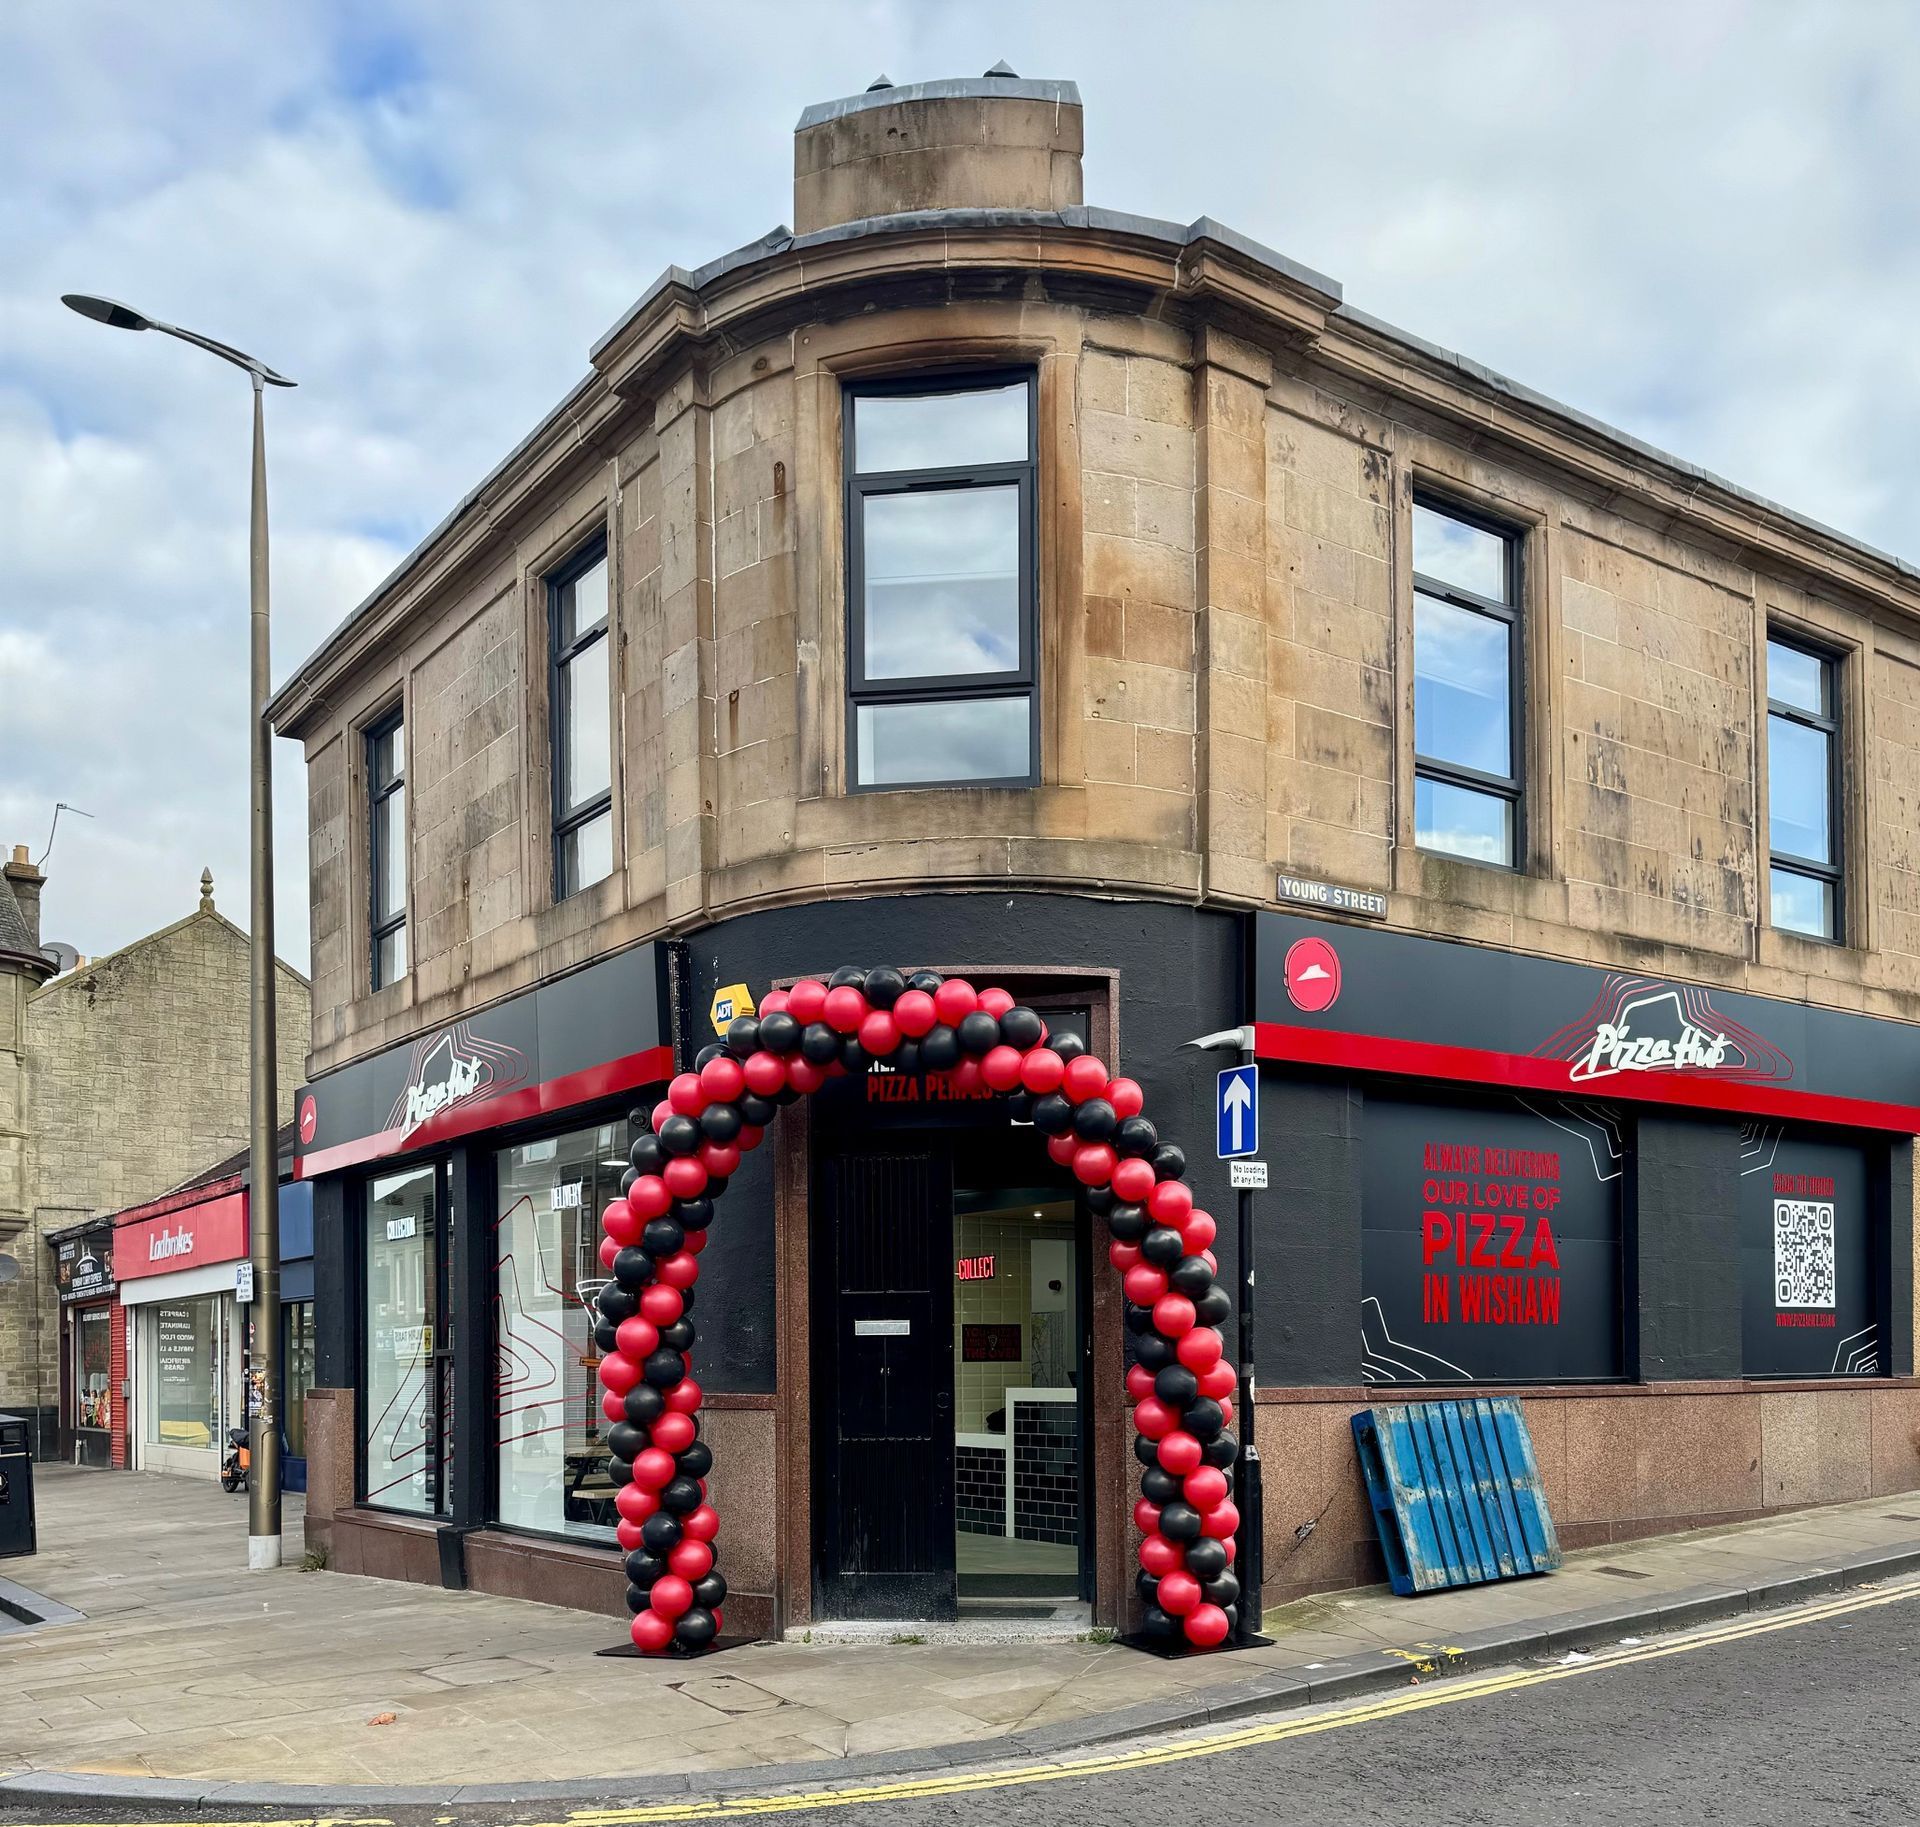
[845,372,1038,790]
[148,1296,222,1449]
[74,1307,111,1435]
[493,1121,626,1542]
[367,709,407,988]
[284,1300,315,1461]
[1766,634,1841,941]
[362,1165,443,1514]
[1412,497,1522,867]
[548,535,614,898]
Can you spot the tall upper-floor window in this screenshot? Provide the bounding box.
[548,535,613,898]
[1412,496,1522,867]
[1767,634,1841,941]
[845,372,1037,790]
[367,710,406,988]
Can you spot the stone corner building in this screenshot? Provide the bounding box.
[269,71,1920,1636]
[0,855,310,1452]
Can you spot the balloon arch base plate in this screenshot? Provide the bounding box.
[596,1632,763,1660]
[1120,1626,1272,1661]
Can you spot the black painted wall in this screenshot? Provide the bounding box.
[312,1174,351,1391]
[1628,1110,1745,1380]
[1259,1070,1364,1385]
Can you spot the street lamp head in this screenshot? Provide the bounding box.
[62,293,154,332]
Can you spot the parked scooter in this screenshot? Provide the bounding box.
[219,1425,250,1493]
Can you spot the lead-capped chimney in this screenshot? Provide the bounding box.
[793,65,1083,236]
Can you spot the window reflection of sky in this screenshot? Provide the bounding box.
[1413,504,1507,602]
[1768,715,1830,862]
[1416,775,1510,864]
[857,696,1028,786]
[1414,592,1510,775]
[855,383,1028,474]
[864,487,1020,679]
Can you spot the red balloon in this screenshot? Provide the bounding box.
[640,1284,684,1326]
[1133,1498,1162,1535]
[1158,1569,1202,1616]
[949,1057,984,1096]
[1046,1132,1080,1166]
[667,1378,705,1416]
[1223,1536,1237,1565]
[1125,1363,1156,1402]
[651,1100,674,1136]
[668,1073,707,1116]
[1184,1603,1231,1648]
[1181,1210,1217,1253]
[602,1388,626,1424]
[1199,1361,1238,1400]
[601,1199,640,1247]
[615,1316,660,1360]
[744,1050,786,1096]
[616,1517,645,1551]
[598,1353,641,1397]
[786,979,829,1025]
[981,1045,1025,1091]
[1153,1293,1197,1338]
[893,989,937,1036]
[698,1141,741,1179]
[633,1447,676,1490]
[1148,1180,1193,1225]
[787,1056,827,1095]
[758,987,790,1016]
[1073,1143,1118,1187]
[1158,1430,1203,1476]
[650,1574,694,1620]
[979,987,1015,1018]
[684,1228,709,1255]
[1111,1158,1155,1204]
[933,979,979,1026]
[598,1236,620,1271]
[738,1124,764,1151]
[615,1482,658,1522]
[653,1410,696,1454]
[1019,1048,1065,1094]
[629,1176,671,1220]
[859,1010,901,1057]
[1132,1396,1175,1440]
[1108,1240,1142,1273]
[657,1250,700,1290]
[700,1055,746,1103]
[663,1156,709,1200]
[1107,1077,1145,1119]
[1201,1249,1219,1273]
[1137,1532,1183,1577]
[668,1538,714,1581]
[1202,1499,1241,1540]
[1123,1263,1169,1305]
[631,1609,675,1653]
[1184,1466,1230,1512]
[1177,1327,1223,1372]
[823,985,867,1033]
[683,1501,720,1540]
[1061,1054,1109,1103]
[1218,1398,1234,1429]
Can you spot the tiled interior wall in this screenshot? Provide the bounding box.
[953,1211,1076,1433]
[956,1443,1007,1537]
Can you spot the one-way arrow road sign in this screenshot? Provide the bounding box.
[1217,1064,1258,1159]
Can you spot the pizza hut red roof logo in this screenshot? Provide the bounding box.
[297,1093,318,1146]
[389,1024,529,1141]
[1535,976,1793,1087]
[1284,936,1342,1014]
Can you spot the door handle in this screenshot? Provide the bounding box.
[934,1393,951,1413]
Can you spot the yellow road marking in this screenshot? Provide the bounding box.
[14,1576,1917,1827]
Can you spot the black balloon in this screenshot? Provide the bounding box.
[1052,1031,1089,1060]
[894,1039,922,1075]
[644,1347,687,1388]
[676,1606,718,1648]
[738,1092,776,1128]
[613,1246,654,1289]
[1202,1570,1241,1608]
[1195,1286,1232,1327]
[609,1423,649,1463]
[660,1476,704,1516]
[801,1022,840,1063]
[1182,1396,1225,1441]
[692,1571,728,1609]
[695,1043,725,1070]
[674,1197,714,1231]
[1140,1465,1181,1504]
[828,965,867,990]
[1107,1203,1149,1243]
[643,1217,685,1257]
[597,1284,639,1323]
[594,1319,619,1354]
[1133,1433,1160,1468]
[659,1317,695,1352]
[1169,1256,1214,1297]
[1004,1090,1033,1123]
[609,1454,634,1486]
[624,1548,665,1585]
[1072,1098,1117,1142]
[1154,1364,1199,1407]
[1151,1143,1187,1181]
[1084,1184,1116,1217]
[625,1584,651,1615]
[999,1007,1045,1050]
[1133,1331,1175,1370]
[623,1385,665,1425]
[1136,1568,1162,1606]
[864,967,905,1008]
[699,1103,742,1143]
[725,1015,761,1058]
[759,1011,801,1055]
[1204,1430,1240,1469]
[1124,1302,1154,1336]
[919,1026,960,1071]
[957,1010,1000,1056]
[1185,1537,1229,1582]
[838,1036,871,1073]
[906,969,943,994]
[657,1114,701,1157]
[621,1167,640,1195]
[640,1513,682,1553]
[1114,1116,1158,1157]
[772,1084,801,1106]
[1141,1605,1179,1641]
[678,1440,713,1479]
[1030,1092,1073,1135]
[1159,1500,1202,1543]
[630,1133,665,1175]
[1141,1227,1184,1267]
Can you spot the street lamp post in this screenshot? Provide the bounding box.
[62,294,295,1571]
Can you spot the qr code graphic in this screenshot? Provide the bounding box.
[1774,1199,1836,1309]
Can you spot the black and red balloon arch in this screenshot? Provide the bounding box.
[594,966,1244,1656]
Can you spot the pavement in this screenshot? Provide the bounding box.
[2,1464,1920,1808]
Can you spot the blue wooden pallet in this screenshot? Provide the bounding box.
[1351,1398,1560,1596]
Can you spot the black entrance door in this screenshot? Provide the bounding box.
[813,1147,956,1620]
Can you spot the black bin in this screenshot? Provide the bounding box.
[0,1413,36,1558]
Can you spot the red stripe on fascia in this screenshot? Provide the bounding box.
[1253,1022,1920,1134]
[293,1044,674,1178]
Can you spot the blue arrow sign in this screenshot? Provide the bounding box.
[1217,1065,1258,1159]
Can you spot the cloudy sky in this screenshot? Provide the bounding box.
[3,1,1916,969]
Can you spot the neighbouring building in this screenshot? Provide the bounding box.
[0,859,310,1458]
[268,70,1920,1637]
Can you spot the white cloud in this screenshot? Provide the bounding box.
[3,0,1917,972]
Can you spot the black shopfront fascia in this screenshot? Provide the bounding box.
[1249,912,1918,1389]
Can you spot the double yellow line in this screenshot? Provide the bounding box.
[16,1576,1916,1827]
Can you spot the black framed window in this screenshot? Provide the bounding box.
[1412,496,1523,867]
[367,710,406,989]
[1767,634,1842,941]
[548,535,613,898]
[846,371,1038,789]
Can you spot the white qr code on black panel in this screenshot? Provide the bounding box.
[1773,1199,1836,1309]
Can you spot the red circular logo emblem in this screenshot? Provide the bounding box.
[1283,937,1342,1014]
[298,1093,318,1146]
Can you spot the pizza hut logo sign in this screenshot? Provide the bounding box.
[1569,990,1732,1082]
[1537,977,1792,1089]
[387,1024,529,1142]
